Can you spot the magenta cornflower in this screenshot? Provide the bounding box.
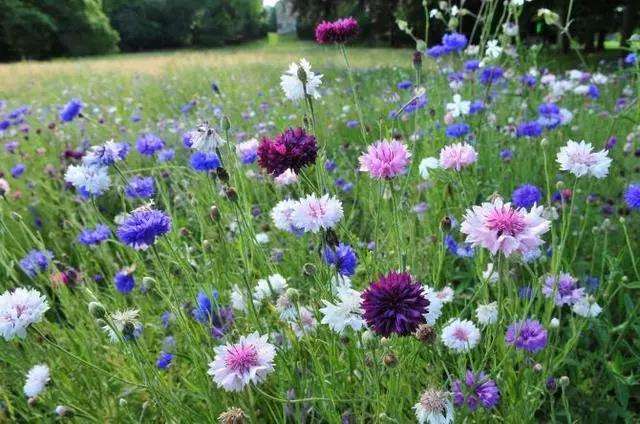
[358,140,411,179]
[460,198,550,257]
[361,272,429,337]
[439,143,477,171]
[315,17,359,44]
[257,127,317,177]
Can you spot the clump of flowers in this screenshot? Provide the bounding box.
[0,287,49,340]
[361,272,429,337]
[257,128,318,177]
[358,140,411,179]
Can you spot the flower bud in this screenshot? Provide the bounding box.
[221,116,231,132]
[224,187,238,202]
[414,324,436,344]
[210,205,220,222]
[302,263,316,276]
[382,352,397,367]
[558,376,570,388]
[88,302,106,319]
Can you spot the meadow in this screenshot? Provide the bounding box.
[0,26,639,424]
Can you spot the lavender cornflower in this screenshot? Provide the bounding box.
[479,67,504,85]
[323,243,357,276]
[505,319,548,353]
[136,133,165,156]
[116,206,172,250]
[445,123,470,138]
[157,148,175,162]
[60,99,82,122]
[452,370,500,411]
[190,151,221,172]
[19,250,53,278]
[624,184,640,210]
[542,273,584,306]
[77,224,111,246]
[125,176,155,199]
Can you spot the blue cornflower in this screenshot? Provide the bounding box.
[346,119,359,128]
[464,59,480,72]
[191,291,233,338]
[512,184,542,209]
[190,151,220,172]
[426,45,448,58]
[116,207,172,250]
[182,132,193,149]
[125,176,155,199]
[60,99,82,122]
[136,133,165,156]
[19,249,53,278]
[325,160,337,172]
[397,80,413,90]
[78,224,111,246]
[442,32,467,52]
[538,103,559,116]
[156,352,174,369]
[479,66,504,85]
[323,243,358,276]
[157,148,175,162]
[521,74,537,87]
[587,84,600,99]
[83,141,130,167]
[624,184,640,210]
[114,268,135,294]
[444,235,474,258]
[11,163,25,178]
[404,94,428,114]
[516,121,543,138]
[500,149,513,161]
[624,53,637,65]
[180,100,196,114]
[160,311,174,329]
[445,123,470,138]
[469,100,485,114]
[0,120,10,130]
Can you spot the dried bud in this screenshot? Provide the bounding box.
[224,187,238,202]
[218,407,246,424]
[210,205,220,222]
[414,324,436,344]
[324,229,339,247]
[382,352,397,367]
[558,376,570,388]
[216,167,229,183]
[440,216,452,231]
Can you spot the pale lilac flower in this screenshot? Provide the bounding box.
[208,332,276,392]
[23,364,50,397]
[271,199,303,234]
[556,140,611,179]
[460,198,550,257]
[358,140,411,179]
[0,288,48,340]
[441,319,481,352]
[439,143,477,171]
[274,169,298,186]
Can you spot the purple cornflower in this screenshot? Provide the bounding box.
[624,184,640,210]
[116,207,172,250]
[19,249,53,278]
[190,151,220,172]
[323,243,357,276]
[442,33,467,52]
[452,370,501,411]
[136,133,165,156]
[542,273,584,306]
[479,66,504,85]
[10,163,25,178]
[77,224,111,246]
[505,319,548,353]
[512,184,542,208]
[125,176,155,199]
[604,136,617,150]
[516,121,543,138]
[156,352,174,369]
[60,99,83,122]
[114,268,135,294]
[521,74,537,87]
[361,272,429,337]
[445,123,470,138]
[257,127,317,177]
[464,59,480,72]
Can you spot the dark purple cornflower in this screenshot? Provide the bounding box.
[323,243,357,276]
[116,207,172,250]
[516,121,543,138]
[60,99,82,122]
[114,268,135,294]
[445,123,470,138]
[190,151,220,172]
[624,184,640,210]
[452,370,501,411]
[397,80,413,90]
[479,66,504,85]
[136,133,165,156]
[546,376,557,392]
[505,319,548,353]
[442,33,467,52]
[77,224,111,246]
[257,127,317,177]
[10,163,25,178]
[19,249,53,278]
[512,184,542,208]
[315,17,359,44]
[125,176,155,199]
[361,272,429,337]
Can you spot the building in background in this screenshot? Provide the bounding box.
[275,0,297,34]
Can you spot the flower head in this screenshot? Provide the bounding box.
[361,272,428,337]
[0,287,48,340]
[208,332,276,392]
[23,364,50,397]
[19,250,53,278]
[104,309,143,342]
[439,143,477,171]
[511,184,542,208]
[114,268,135,294]
[82,140,129,167]
[116,206,172,250]
[60,99,82,122]
[476,302,498,325]
[125,176,155,199]
[413,388,454,424]
[236,138,259,164]
[136,133,165,156]
[358,140,411,179]
[460,197,550,257]
[320,286,365,335]
[556,140,611,179]
[280,58,322,101]
[323,243,357,276]
[624,184,640,210]
[505,319,547,352]
[442,33,467,52]
[445,123,470,139]
[542,273,584,306]
[292,193,343,233]
[452,370,500,411]
[190,151,221,172]
[64,164,111,196]
[315,17,359,44]
[441,319,481,352]
[78,224,111,246]
[257,128,317,177]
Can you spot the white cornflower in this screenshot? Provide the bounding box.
[414,388,455,424]
[320,286,365,334]
[572,296,602,318]
[482,263,499,284]
[475,302,499,325]
[188,122,225,152]
[271,199,302,234]
[292,193,343,233]
[446,94,471,118]
[556,140,611,179]
[253,274,288,305]
[23,364,50,398]
[485,39,502,59]
[255,232,269,244]
[274,169,298,186]
[64,164,111,196]
[591,73,608,85]
[103,309,142,343]
[230,285,248,312]
[418,157,440,180]
[280,58,323,101]
[441,319,480,352]
[0,287,48,340]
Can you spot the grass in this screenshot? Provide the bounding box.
[0,37,639,422]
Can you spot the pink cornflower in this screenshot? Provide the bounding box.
[439,143,477,171]
[460,197,550,257]
[208,332,276,392]
[358,140,411,179]
[315,17,359,44]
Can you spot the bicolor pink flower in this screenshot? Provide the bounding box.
[208,332,276,392]
[460,198,550,257]
[439,143,477,171]
[359,140,411,179]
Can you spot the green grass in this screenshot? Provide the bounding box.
[0,38,639,422]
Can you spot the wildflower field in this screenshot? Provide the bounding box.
[1,14,640,424]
